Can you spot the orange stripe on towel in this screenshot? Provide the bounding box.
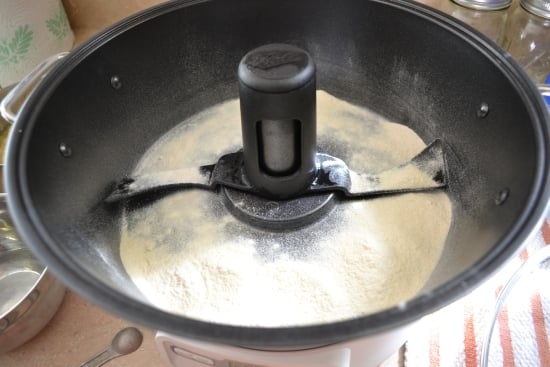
[464,303,478,367]
[497,303,515,367]
[531,292,550,366]
[429,327,440,367]
[542,220,550,245]
[519,248,529,262]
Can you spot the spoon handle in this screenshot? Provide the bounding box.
[77,327,143,367]
[79,348,120,367]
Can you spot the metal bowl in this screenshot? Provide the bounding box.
[0,86,65,353]
[0,190,65,353]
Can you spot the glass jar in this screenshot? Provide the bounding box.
[441,0,512,46]
[503,0,550,83]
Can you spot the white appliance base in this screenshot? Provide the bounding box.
[156,323,414,367]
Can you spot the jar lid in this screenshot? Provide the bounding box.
[521,0,550,19]
[452,0,512,10]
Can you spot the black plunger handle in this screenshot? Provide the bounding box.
[238,44,317,199]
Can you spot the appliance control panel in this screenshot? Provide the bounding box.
[156,332,351,367]
[171,345,269,367]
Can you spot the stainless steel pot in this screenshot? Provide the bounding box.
[2,0,549,353]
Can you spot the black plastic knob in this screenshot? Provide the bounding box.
[238,44,317,199]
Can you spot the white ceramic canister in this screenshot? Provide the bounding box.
[0,0,74,88]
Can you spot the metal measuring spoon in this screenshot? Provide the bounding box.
[78,327,143,367]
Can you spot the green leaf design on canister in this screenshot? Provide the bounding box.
[46,2,70,40]
[0,25,34,66]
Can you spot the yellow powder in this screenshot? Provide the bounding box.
[120,91,452,327]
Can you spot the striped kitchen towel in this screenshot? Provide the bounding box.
[404,217,550,367]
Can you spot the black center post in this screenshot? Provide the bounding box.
[238,43,317,199]
[223,44,334,230]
